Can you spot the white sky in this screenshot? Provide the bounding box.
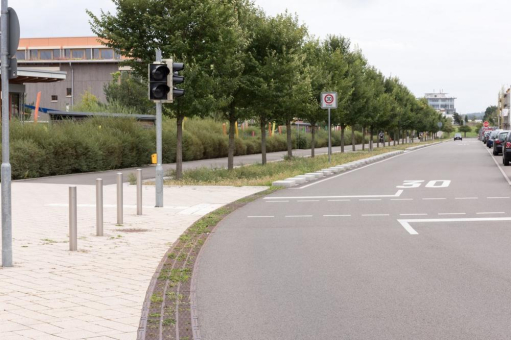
[16,0,511,113]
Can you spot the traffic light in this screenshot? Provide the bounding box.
[170,61,185,100]
[148,62,171,102]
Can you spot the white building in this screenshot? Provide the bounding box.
[425,91,456,121]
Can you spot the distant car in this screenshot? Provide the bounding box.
[454,133,462,141]
[483,131,491,143]
[493,131,510,155]
[487,130,501,148]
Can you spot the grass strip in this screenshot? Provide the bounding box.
[165,141,441,186]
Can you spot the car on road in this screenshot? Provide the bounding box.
[483,131,492,143]
[454,133,462,141]
[503,133,511,165]
[487,130,501,148]
[493,131,510,155]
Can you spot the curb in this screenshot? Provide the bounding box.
[272,150,404,187]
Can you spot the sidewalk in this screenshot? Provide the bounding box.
[0,181,265,339]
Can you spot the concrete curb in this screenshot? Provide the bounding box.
[272,149,406,187]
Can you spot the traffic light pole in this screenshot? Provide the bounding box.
[1,0,13,267]
[155,49,163,207]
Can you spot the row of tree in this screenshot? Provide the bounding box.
[89,0,450,178]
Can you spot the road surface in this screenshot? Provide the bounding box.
[196,139,511,339]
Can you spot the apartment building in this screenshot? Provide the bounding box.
[17,37,123,111]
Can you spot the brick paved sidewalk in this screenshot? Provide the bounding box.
[0,181,265,340]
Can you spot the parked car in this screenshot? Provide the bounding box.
[503,133,511,165]
[454,133,462,141]
[487,130,501,148]
[493,131,510,155]
[483,131,491,143]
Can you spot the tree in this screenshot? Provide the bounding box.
[452,112,463,126]
[459,125,471,138]
[464,115,469,124]
[442,120,455,137]
[104,72,154,114]
[89,0,247,178]
[484,106,498,126]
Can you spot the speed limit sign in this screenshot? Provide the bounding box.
[321,92,338,109]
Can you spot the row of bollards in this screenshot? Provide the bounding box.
[68,169,143,251]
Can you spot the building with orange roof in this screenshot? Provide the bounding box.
[17,36,125,113]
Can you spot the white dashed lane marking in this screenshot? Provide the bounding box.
[324,215,351,217]
[476,212,505,215]
[487,197,510,199]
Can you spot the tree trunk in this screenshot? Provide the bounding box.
[341,125,345,153]
[286,119,292,158]
[311,125,316,158]
[351,129,356,151]
[388,132,390,146]
[393,130,396,146]
[227,110,236,170]
[362,127,365,150]
[176,115,184,179]
[260,120,267,165]
[370,127,373,151]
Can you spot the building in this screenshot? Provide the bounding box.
[425,91,456,121]
[2,68,66,119]
[498,88,510,129]
[17,37,124,112]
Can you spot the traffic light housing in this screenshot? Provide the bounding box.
[148,59,185,103]
[170,61,185,100]
[148,62,171,102]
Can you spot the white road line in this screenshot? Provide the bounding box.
[423,198,446,200]
[266,201,289,203]
[400,213,428,216]
[455,197,478,200]
[264,190,403,200]
[324,215,351,217]
[487,197,510,199]
[391,198,413,201]
[360,199,382,201]
[328,199,351,202]
[297,200,320,202]
[486,147,511,186]
[476,212,505,215]
[285,215,313,218]
[248,216,274,218]
[398,217,511,235]
[362,214,390,217]
[438,213,466,215]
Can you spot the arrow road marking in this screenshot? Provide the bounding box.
[264,190,403,200]
[398,217,511,235]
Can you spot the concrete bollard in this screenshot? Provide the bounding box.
[137,169,142,216]
[117,173,123,225]
[96,179,103,236]
[69,186,77,251]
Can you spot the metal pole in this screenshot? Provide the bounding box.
[117,173,123,225]
[137,169,142,215]
[328,108,331,163]
[96,178,103,236]
[1,0,12,267]
[155,49,163,208]
[69,186,77,251]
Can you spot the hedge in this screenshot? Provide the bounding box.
[4,117,379,179]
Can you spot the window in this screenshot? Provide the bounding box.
[40,50,52,60]
[71,50,84,59]
[114,51,121,59]
[101,49,114,59]
[15,50,25,60]
[64,49,71,58]
[51,95,58,102]
[86,48,92,60]
[53,49,61,59]
[93,48,100,59]
[66,88,72,97]
[30,49,38,60]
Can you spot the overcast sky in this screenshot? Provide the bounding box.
[17,0,511,113]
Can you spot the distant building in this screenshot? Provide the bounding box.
[498,88,510,129]
[425,91,456,121]
[17,37,124,112]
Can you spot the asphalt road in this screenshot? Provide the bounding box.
[195,139,511,339]
[17,140,402,185]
